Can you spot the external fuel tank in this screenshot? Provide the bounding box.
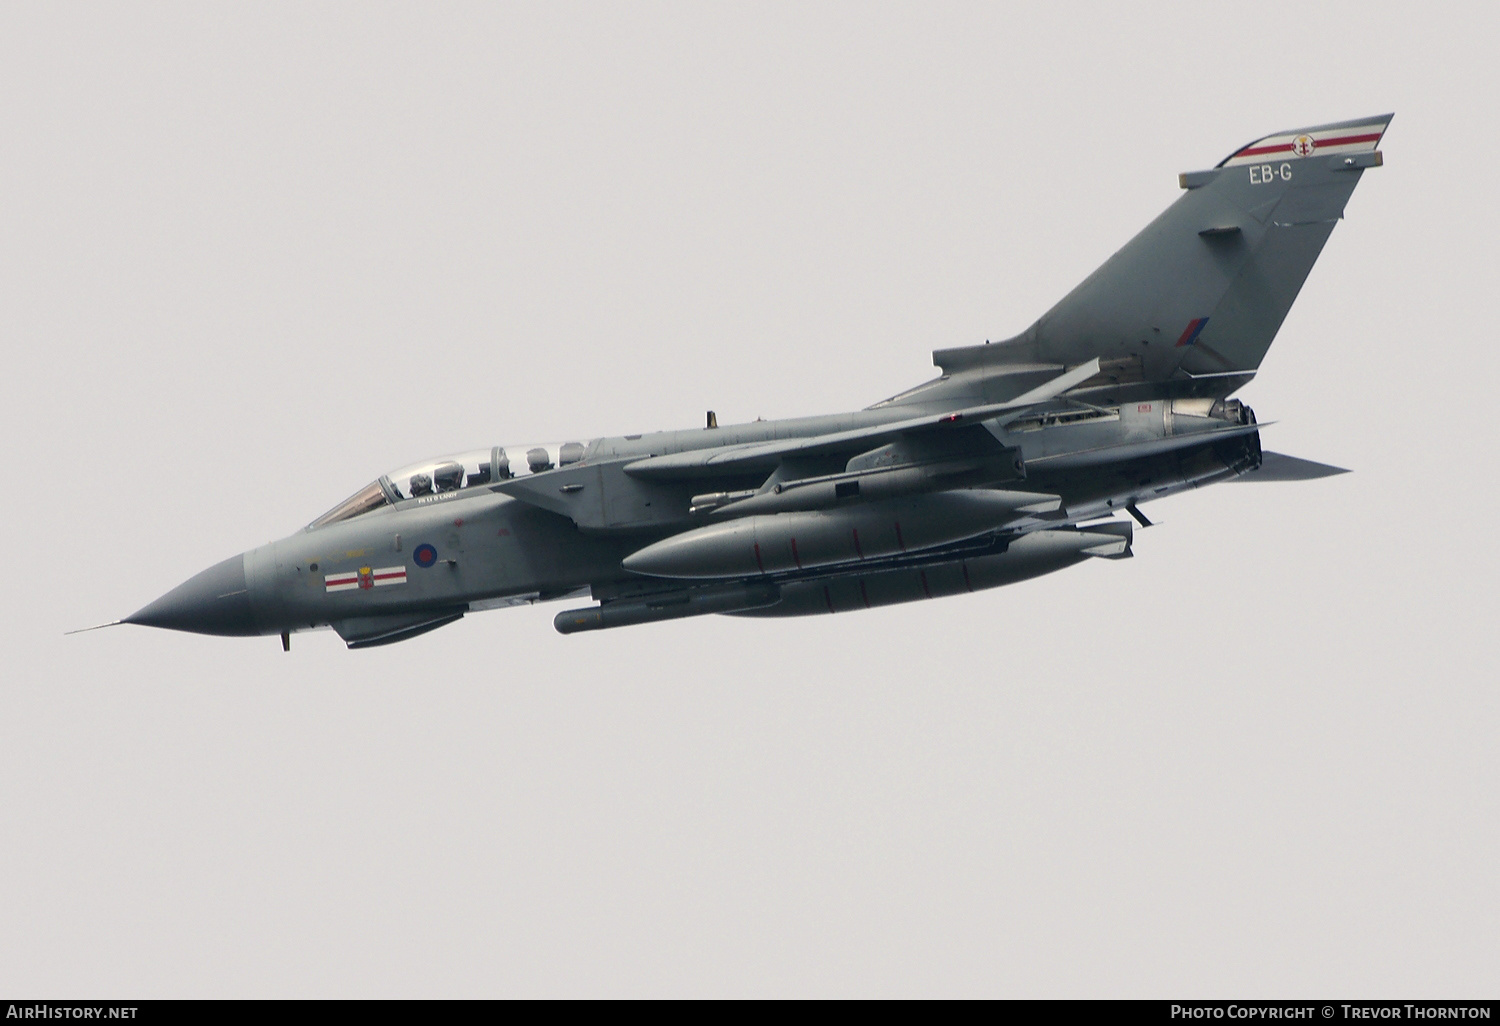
[622,490,1060,580]
[732,525,1131,617]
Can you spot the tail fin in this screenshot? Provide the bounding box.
[942,114,1391,401]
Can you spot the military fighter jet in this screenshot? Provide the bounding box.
[90,114,1388,648]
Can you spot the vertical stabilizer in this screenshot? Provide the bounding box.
[950,115,1391,400]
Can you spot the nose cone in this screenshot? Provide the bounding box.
[125,553,261,636]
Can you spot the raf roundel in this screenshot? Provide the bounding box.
[413,543,438,568]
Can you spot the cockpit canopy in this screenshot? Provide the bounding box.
[309,442,586,529]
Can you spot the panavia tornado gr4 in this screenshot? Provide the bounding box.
[97,115,1388,648]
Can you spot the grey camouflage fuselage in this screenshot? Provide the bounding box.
[116,115,1387,647]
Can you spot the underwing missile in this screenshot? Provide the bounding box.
[553,581,780,634]
[704,457,1020,518]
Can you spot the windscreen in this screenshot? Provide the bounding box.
[309,480,390,529]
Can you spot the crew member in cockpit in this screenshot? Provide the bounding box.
[433,462,465,493]
[408,472,433,497]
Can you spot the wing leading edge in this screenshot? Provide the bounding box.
[623,359,1100,480]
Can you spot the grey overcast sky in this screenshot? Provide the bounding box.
[2,1,1496,998]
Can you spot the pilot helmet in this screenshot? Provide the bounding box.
[408,472,433,496]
